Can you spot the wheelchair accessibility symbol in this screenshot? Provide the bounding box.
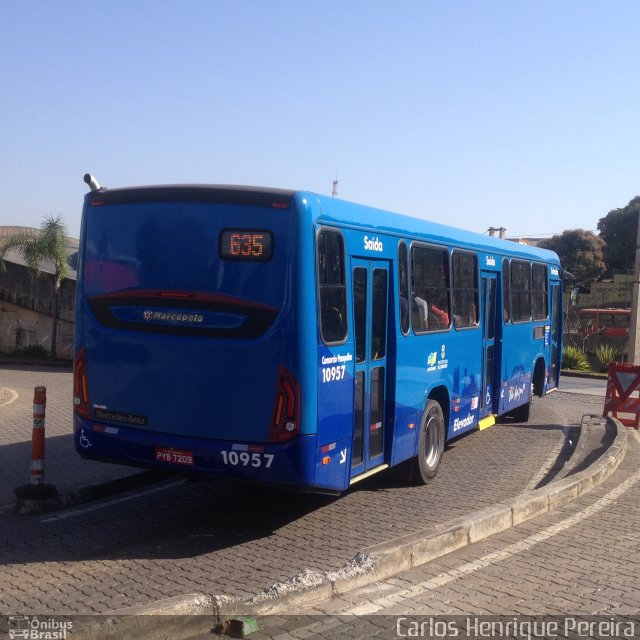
[79,429,92,449]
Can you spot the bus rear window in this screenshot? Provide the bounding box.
[81,201,287,309]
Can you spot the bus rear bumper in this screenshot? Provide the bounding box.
[73,415,346,492]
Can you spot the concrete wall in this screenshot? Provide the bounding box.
[0,261,75,359]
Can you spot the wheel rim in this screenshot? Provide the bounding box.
[424,413,441,468]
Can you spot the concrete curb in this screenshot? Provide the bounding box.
[72,418,628,638]
[71,594,215,640]
[560,370,608,381]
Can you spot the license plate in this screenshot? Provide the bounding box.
[154,447,195,466]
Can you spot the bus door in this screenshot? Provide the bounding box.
[548,283,561,389]
[351,258,390,478]
[481,271,500,417]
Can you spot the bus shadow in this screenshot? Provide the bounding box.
[1,435,340,566]
[343,418,570,497]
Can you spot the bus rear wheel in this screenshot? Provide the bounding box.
[413,399,445,484]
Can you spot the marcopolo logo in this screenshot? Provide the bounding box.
[8,616,72,640]
[364,235,383,252]
[143,310,204,324]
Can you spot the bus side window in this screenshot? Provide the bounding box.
[511,260,531,322]
[411,244,450,332]
[317,230,348,344]
[399,242,410,334]
[502,258,511,323]
[532,263,548,320]
[452,251,479,328]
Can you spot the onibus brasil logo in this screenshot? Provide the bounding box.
[8,616,72,639]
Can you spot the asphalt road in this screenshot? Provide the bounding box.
[559,374,607,396]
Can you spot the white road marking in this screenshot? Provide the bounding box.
[40,479,187,523]
[0,388,19,408]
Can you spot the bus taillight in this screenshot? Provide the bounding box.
[269,365,301,442]
[73,348,91,418]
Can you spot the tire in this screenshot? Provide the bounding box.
[412,399,445,484]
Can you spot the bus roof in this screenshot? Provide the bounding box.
[84,183,560,267]
[310,191,561,266]
[85,184,295,208]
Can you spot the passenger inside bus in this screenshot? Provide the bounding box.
[429,302,450,328]
[412,295,450,330]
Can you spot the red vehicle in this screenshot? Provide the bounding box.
[578,308,630,337]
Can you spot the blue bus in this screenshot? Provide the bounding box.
[74,178,562,492]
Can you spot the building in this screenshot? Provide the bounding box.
[571,273,633,309]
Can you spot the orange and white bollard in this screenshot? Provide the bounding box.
[14,385,59,514]
[31,386,46,486]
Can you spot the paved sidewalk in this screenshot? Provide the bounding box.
[282,431,640,624]
[0,364,614,623]
[0,365,141,509]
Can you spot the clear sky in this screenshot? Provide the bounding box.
[1,0,639,240]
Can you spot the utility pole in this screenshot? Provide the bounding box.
[487,227,507,239]
[627,212,640,363]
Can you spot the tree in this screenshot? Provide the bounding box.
[597,196,640,276]
[0,215,69,358]
[538,229,605,290]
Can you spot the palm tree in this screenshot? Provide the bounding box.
[0,215,69,359]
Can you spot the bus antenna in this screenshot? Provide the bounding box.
[332,177,338,198]
[84,174,103,192]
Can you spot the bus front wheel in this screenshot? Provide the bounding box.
[413,399,445,483]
